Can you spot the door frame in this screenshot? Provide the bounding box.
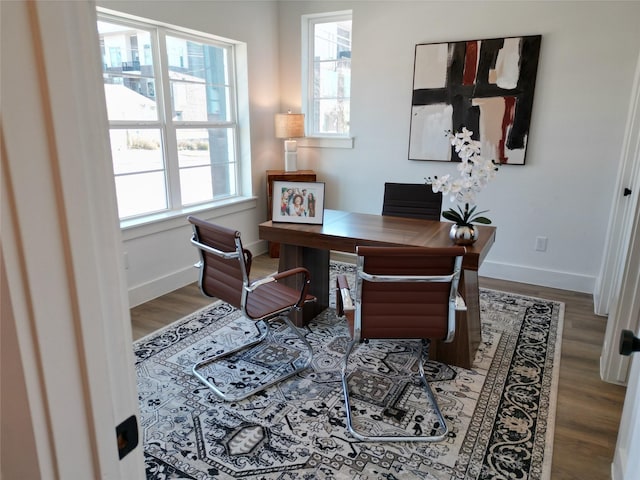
[598,48,640,385]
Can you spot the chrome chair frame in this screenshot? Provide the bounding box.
[338,246,465,442]
[188,217,315,402]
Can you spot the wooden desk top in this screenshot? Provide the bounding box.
[259,209,496,270]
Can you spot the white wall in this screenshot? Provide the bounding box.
[99,0,640,304]
[280,0,640,293]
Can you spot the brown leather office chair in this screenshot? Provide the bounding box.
[187,216,316,401]
[382,182,443,220]
[336,245,466,441]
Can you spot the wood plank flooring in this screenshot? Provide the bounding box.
[130,254,626,479]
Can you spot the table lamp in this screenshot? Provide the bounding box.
[275,111,305,172]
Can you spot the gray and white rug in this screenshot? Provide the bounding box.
[135,262,563,479]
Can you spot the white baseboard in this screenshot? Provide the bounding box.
[128,250,596,307]
[333,254,596,294]
[127,239,269,308]
[128,266,197,308]
[611,461,619,480]
[479,260,595,294]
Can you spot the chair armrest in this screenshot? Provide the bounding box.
[247,267,313,309]
[275,267,314,308]
[243,249,252,276]
[336,275,354,316]
[455,292,467,311]
[336,275,355,337]
[246,276,276,290]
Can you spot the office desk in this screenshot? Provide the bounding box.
[259,209,496,368]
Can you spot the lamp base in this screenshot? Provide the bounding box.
[284,151,298,172]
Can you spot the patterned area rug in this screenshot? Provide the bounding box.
[135,262,564,479]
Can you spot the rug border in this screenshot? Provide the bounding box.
[480,287,565,480]
[542,299,564,480]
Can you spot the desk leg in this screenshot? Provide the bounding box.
[431,270,481,369]
[278,244,329,327]
[464,270,482,358]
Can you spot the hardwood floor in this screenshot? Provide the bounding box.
[130,254,280,340]
[130,253,626,479]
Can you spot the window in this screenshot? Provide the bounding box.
[97,12,242,221]
[303,11,352,137]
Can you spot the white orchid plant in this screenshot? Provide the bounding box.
[426,127,499,226]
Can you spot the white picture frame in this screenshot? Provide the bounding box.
[272,181,325,224]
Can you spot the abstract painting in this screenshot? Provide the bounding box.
[408,35,541,165]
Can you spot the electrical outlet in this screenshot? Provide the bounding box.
[535,236,548,252]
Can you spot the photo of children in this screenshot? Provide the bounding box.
[272,181,324,225]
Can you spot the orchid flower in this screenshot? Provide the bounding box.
[425,128,499,225]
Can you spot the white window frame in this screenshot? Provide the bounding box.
[97,9,254,229]
[300,10,354,149]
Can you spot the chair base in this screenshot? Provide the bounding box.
[341,339,449,442]
[193,315,313,402]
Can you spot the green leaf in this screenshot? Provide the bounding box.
[442,210,464,223]
[471,208,489,217]
[444,203,492,225]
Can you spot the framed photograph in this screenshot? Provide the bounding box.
[408,35,541,165]
[272,181,325,224]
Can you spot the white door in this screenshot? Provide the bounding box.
[609,129,640,479]
[1,2,144,478]
[594,36,640,480]
[599,49,640,385]
[612,327,640,480]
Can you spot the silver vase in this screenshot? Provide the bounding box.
[449,224,478,245]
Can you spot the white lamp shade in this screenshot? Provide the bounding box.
[275,113,305,139]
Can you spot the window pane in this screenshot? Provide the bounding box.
[177,129,211,167]
[213,161,236,197]
[212,129,237,197]
[98,21,158,121]
[110,129,163,175]
[103,77,158,121]
[313,98,350,134]
[170,83,230,122]
[180,166,213,205]
[177,128,236,203]
[316,60,351,98]
[308,15,352,136]
[114,171,167,218]
[314,21,352,61]
[166,36,231,122]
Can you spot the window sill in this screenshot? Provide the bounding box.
[298,136,354,149]
[120,196,257,241]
